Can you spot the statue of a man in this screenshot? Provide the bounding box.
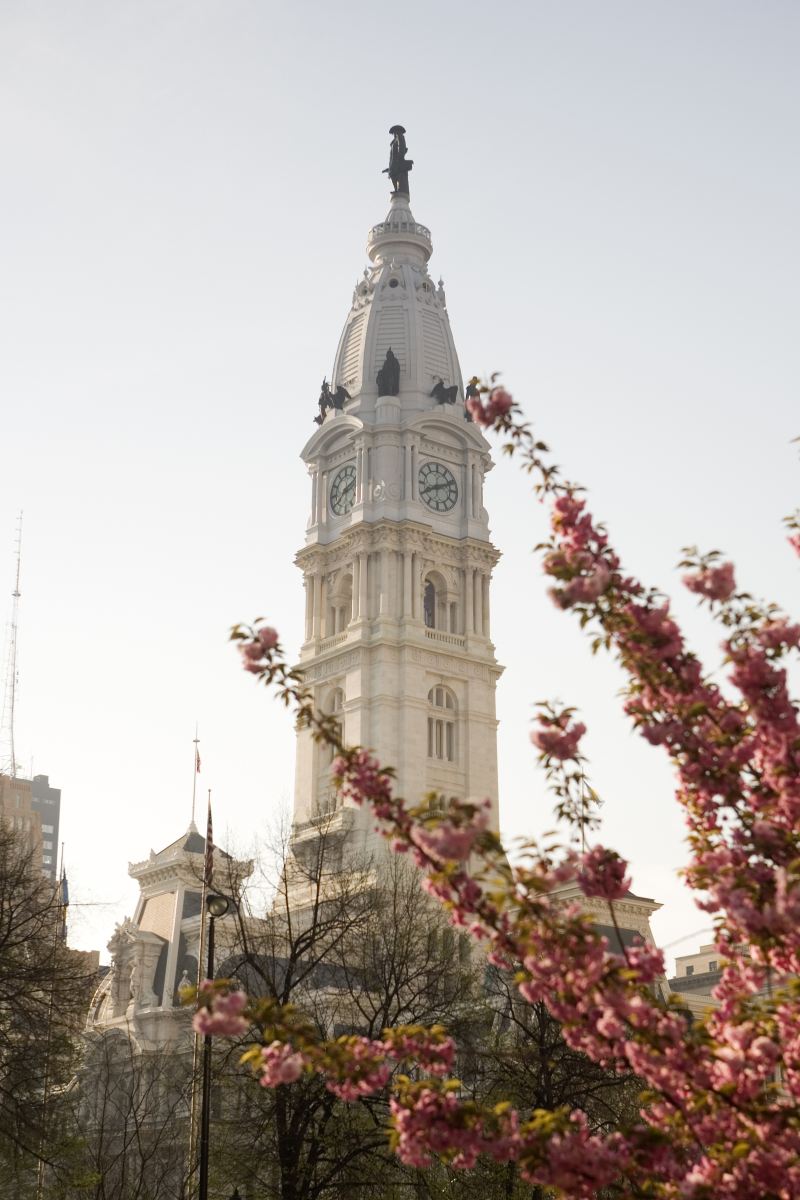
[376,348,401,396]
[383,125,413,197]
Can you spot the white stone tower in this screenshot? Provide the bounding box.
[293,130,502,859]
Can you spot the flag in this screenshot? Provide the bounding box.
[203,793,214,888]
[60,869,69,908]
[195,745,201,774]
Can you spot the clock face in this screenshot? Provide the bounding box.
[330,464,356,516]
[419,461,458,512]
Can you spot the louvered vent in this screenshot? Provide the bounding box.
[340,313,366,385]
[421,310,450,382]
[374,307,407,374]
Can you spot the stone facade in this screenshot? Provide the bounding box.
[87,826,249,1048]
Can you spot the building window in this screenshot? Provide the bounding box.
[685,965,694,976]
[42,855,53,865]
[424,580,436,628]
[428,686,457,762]
[42,824,54,833]
[43,840,53,851]
[320,687,345,770]
[327,574,353,636]
[423,575,458,633]
[708,960,717,972]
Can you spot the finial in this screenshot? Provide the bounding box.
[383,125,413,199]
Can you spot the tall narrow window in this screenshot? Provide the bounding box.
[427,685,457,762]
[321,687,345,769]
[424,580,436,628]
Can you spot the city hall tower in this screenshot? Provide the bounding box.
[293,128,502,858]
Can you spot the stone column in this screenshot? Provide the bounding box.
[357,448,364,503]
[320,472,328,528]
[162,887,184,1008]
[313,573,322,639]
[403,552,412,617]
[465,566,474,633]
[358,552,369,619]
[412,553,423,620]
[304,577,313,640]
[380,549,390,615]
[464,459,472,520]
[474,571,483,635]
[311,470,318,526]
[482,573,491,636]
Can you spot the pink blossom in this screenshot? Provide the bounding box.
[576,846,631,900]
[487,386,513,416]
[466,396,487,423]
[683,561,736,602]
[789,532,800,558]
[324,1037,393,1100]
[466,386,514,426]
[559,562,611,607]
[383,1029,456,1077]
[411,805,489,863]
[257,626,279,651]
[258,1041,305,1086]
[758,619,800,652]
[531,720,586,760]
[192,988,248,1037]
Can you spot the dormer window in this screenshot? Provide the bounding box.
[388,278,399,288]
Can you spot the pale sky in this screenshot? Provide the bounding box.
[1,2,798,970]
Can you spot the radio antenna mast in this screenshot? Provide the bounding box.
[0,514,23,778]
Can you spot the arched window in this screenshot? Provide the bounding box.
[423,574,459,633]
[427,685,457,762]
[327,574,353,636]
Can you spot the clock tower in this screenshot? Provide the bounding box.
[292,130,502,862]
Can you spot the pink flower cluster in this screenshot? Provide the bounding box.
[683,561,736,602]
[390,1087,519,1170]
[410,802,490,864]
[193,987,248,1037]
[324,1037,392,1101]
[576,845,631,900]
[331,750,394,818]
[530,718,586,761]
[466,386,514,426]
[239,625,279,674]
[258,1040,305,1086]
[383,1027,456,1077]
[542,495,616,610]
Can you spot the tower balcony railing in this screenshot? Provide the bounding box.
[424,628,466,649]
[318,630,349,653]
[368,219,431,242]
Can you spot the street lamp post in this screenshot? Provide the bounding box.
[198,892,230,1200]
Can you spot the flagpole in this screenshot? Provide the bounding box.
[188,789,212,1197]
[191,725,200,827]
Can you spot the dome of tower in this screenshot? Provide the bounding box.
[331,192,463,414]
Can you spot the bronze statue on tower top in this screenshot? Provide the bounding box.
[383,125,413,198]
